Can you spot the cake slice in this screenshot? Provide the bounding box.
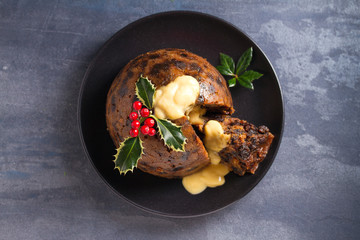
[216,116,274,175]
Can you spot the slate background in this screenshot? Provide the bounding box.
[1,0,359,239]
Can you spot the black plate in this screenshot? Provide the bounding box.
[78,11,284,217]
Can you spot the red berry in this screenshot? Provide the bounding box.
[131,120,140,129]
[140,108,150,117]
[140,125,150,135]
[129,128,139,137]
[129,112,138,120]
[148,128,156,136]
[133,101,142,110]
[144,118,155,127]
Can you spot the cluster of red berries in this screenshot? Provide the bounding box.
[129,101,156,137]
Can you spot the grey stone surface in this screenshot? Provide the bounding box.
[0,0,359,239]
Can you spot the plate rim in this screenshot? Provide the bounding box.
[77,10,285,218]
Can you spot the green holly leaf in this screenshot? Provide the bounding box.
[113,136,143,175]
[236,47,253,75]
[152,116,186,152]
[135,76,156,109]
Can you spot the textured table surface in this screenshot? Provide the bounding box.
[1,1,359,239]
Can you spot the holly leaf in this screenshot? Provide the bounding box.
[236,47,253,75]
[152,116,186,152]
[135,76,156,109]
[113,136,143,174]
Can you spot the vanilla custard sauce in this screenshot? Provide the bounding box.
[153,75,200,120]
[153,77,230,195]
[182,120,231,194]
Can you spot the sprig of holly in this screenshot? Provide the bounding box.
[113,76,187,175]
[216,47,263,90]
